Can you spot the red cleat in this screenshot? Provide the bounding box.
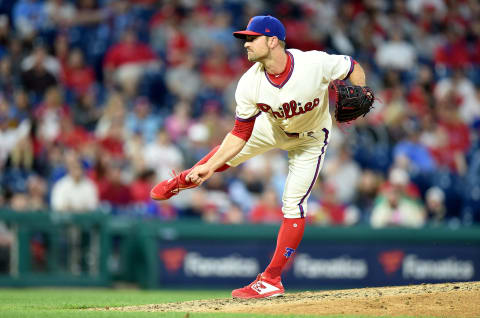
[150,171,197,201]
[232,273,284,299]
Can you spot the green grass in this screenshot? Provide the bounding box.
[0,288,417,318]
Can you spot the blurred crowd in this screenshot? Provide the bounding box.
[0,0,479,229]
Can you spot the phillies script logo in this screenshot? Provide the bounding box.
[257,97,320,119]
[160,248,187,273]
[378,250,405,275]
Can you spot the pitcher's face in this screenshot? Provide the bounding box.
[244,35,270,62]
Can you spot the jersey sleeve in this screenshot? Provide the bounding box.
[234,73,260,121]
[316,51,354,82]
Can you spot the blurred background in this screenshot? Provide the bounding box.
[0,0,479,290]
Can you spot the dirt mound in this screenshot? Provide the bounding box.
[103,281,480,317]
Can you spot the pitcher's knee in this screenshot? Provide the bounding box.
[282,203,307,218]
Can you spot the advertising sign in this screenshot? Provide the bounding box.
[157,241,480,288]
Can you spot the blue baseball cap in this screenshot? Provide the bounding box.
[233,16,286,41]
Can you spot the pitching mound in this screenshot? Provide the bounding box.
[103,281,480,317]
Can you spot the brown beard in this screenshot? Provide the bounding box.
[247,37,270,62]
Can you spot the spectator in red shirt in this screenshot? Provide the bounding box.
[149,3,193,66]
[100,162,132,207]
[434,29,470,70]
[407,65,435,118]
[130,169,156,203]
[166,26,192,67]
[103,30,156,70]
[435,101,470,174]
[61,48,95,96]
[103,28,159,95]
[95,93,127,159]
[310,183,353,226]
[33,86,70,145]
[280,10,324,52]
[200,44,236,92]
[249,188,283,224]
[98,119,125,159]
[55,115,92,151]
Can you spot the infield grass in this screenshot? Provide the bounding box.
[0,288,417,318]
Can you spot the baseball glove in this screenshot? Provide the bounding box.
[329,80,374,123]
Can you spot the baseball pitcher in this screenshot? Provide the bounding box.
[151,15,374,299]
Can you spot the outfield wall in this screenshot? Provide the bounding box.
[0,210,479,289]
[147,220,480,289]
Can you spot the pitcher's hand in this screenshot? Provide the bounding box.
[185,164,214,185]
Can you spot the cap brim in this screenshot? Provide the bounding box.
[233,30,263,39]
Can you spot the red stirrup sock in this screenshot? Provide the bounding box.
[263,217,306,280]
[179,145,230,181]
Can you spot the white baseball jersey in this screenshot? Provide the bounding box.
[227,49,353,218]
[235,49,353,133]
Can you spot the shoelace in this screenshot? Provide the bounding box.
[248,275,267,291]
[169,170,180,194]
[244,275,260,288]
[251,281,266,293]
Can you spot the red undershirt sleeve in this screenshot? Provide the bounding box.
[230,117,257,141]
